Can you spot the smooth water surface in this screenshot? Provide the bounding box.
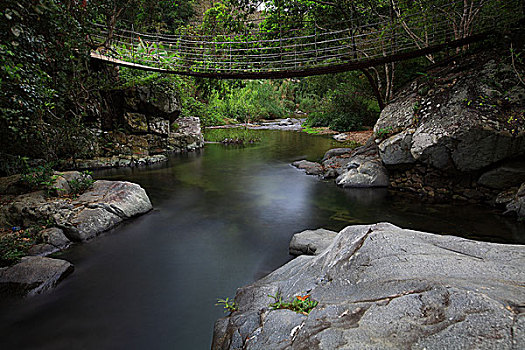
[1,130,524,349]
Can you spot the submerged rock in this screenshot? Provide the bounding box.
[0,257,74,297]
[212,223,525,349]
[478,159,525,190]
[292,160,324,175]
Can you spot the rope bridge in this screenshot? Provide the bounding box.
[90,1,523,79]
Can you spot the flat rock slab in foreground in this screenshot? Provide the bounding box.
[0,257,73,297]
[213,223,525,350]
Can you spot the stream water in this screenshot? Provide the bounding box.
[1,130,524,349]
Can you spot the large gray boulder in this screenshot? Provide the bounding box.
[335,156,389,188]
[213,223,525,349]
[378,129,416,165]
[0,179,152,242]
[54,180,152,241]
[375,55,525,174]
[0,257,74,297]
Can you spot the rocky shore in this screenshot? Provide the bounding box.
[0,171,152,297]
[212,223,525,349]
[293,48,525,220]
[207,117,305,131]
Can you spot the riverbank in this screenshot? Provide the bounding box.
[292,47,525,222]
[0,171,152,297]
[1,131,523,349]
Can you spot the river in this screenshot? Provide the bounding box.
[1,130,523,349]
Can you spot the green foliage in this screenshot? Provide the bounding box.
[297,72,380,132]
[305,89,379,132]
[216,297,238,313]
[20,162,55,192]
[69,170,95,195]
[0,234,32,267]
[203,81,291,124]
[128,0,196,33]
[300,124,322,134]
[268,292,319,315]
[0,226,42,267]
[0,0,105,160]
[204,128,262,143]
[375,127,393,139]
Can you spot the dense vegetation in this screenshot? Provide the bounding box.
[1,0,521,172]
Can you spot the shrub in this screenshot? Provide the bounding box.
[203,81,291,124]
[69,170,94,195]
[306,90,379,132]
[20,162,55,192]
[0,226,42,267]
[268,292,319,315]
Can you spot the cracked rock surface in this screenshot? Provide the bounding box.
[212,223,525,349]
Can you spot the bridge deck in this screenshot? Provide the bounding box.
[90,1,522,79]
[91,33,487,79]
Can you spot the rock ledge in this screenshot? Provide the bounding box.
[213,223,525,349]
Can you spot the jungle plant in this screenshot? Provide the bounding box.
[216,297,238,313]
[268,292,319,315]
[375,127,393,139]
[20,162,55,192]
[0,225,42,267]
[69,170,95,195]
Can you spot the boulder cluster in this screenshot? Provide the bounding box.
[0,172,152,297]
[293,50,525,219]
[68,85,204,170]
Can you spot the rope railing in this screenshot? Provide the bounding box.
[89,0,523,78]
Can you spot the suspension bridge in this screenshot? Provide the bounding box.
[90,1,523,79]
